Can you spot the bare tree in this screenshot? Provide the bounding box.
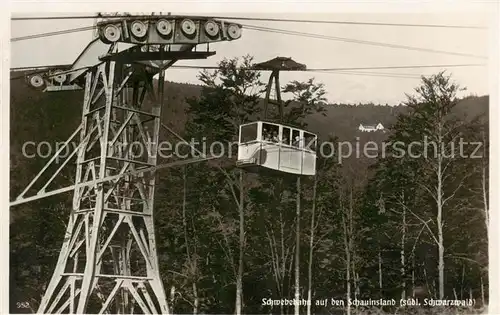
[306,175,318,315]
[192,55,264,314]
[265,181,294,315]
[281,78,327,315]
[401,72,469,299]
[400,191,407,300]
[480,129,489,235]
[181,166,200,314]
[236,170,245,315]
[340,183,354,315]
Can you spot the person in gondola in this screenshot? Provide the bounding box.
[262,128,271,141]
[272,131,279,143]
[282,135,289,145]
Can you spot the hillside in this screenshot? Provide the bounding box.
[9,75,489,178]
[8,71,490,314]
[9,76,488,139]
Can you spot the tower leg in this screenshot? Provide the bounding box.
[263,70,283,121]
[37,61,170,314]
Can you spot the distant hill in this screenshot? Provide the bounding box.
[9,75,489,175]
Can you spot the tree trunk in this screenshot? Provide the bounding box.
[412,256,415,292]
[307,175,318,315]
[266,184,288,315]
[294,177,301,315]
[182,166,199,314]
[437,159,445,299]
[482,130,489,235]
[378,250,383,293]
[461,265,465,299]
[266,210,289,315]
[280,209,285,315]
[235,169,244,315]
[192,282,199,315]
[349,185,357,302]
[170,286,175,313]
[423,264,433,299]
[352,260,359,300]
[482,165,489,235]
[341,190,351,315]
[437,224,444,300]
[481,275,485,306]
[401,191,406,300]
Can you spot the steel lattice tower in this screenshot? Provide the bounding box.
[11,15,243,314]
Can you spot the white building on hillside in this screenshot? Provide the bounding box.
[358,123,385,132]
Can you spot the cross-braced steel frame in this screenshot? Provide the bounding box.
[11,15,244,314]
[35,61,170,314]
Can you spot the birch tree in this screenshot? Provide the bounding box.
[186,55,265,314]
[282,78,327,315]
[372,72,476,300]
[402,72,469,299]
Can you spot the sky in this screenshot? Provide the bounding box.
[9,7,493,105]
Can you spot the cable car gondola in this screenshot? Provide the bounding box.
[235,57,317,176]
[236,121,317,176]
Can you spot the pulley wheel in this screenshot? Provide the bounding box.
[29,75,44,88]
[131,20,148,38]
[204,20,219,37]
[156,19,172,36]
[227,24,242,39]
[181,19,196,36]
[53,71,67,83]
[103,24,121,42]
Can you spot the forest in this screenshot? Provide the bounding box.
[9,55,489,315]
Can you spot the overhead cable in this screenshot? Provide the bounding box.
[10,14,486,29]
